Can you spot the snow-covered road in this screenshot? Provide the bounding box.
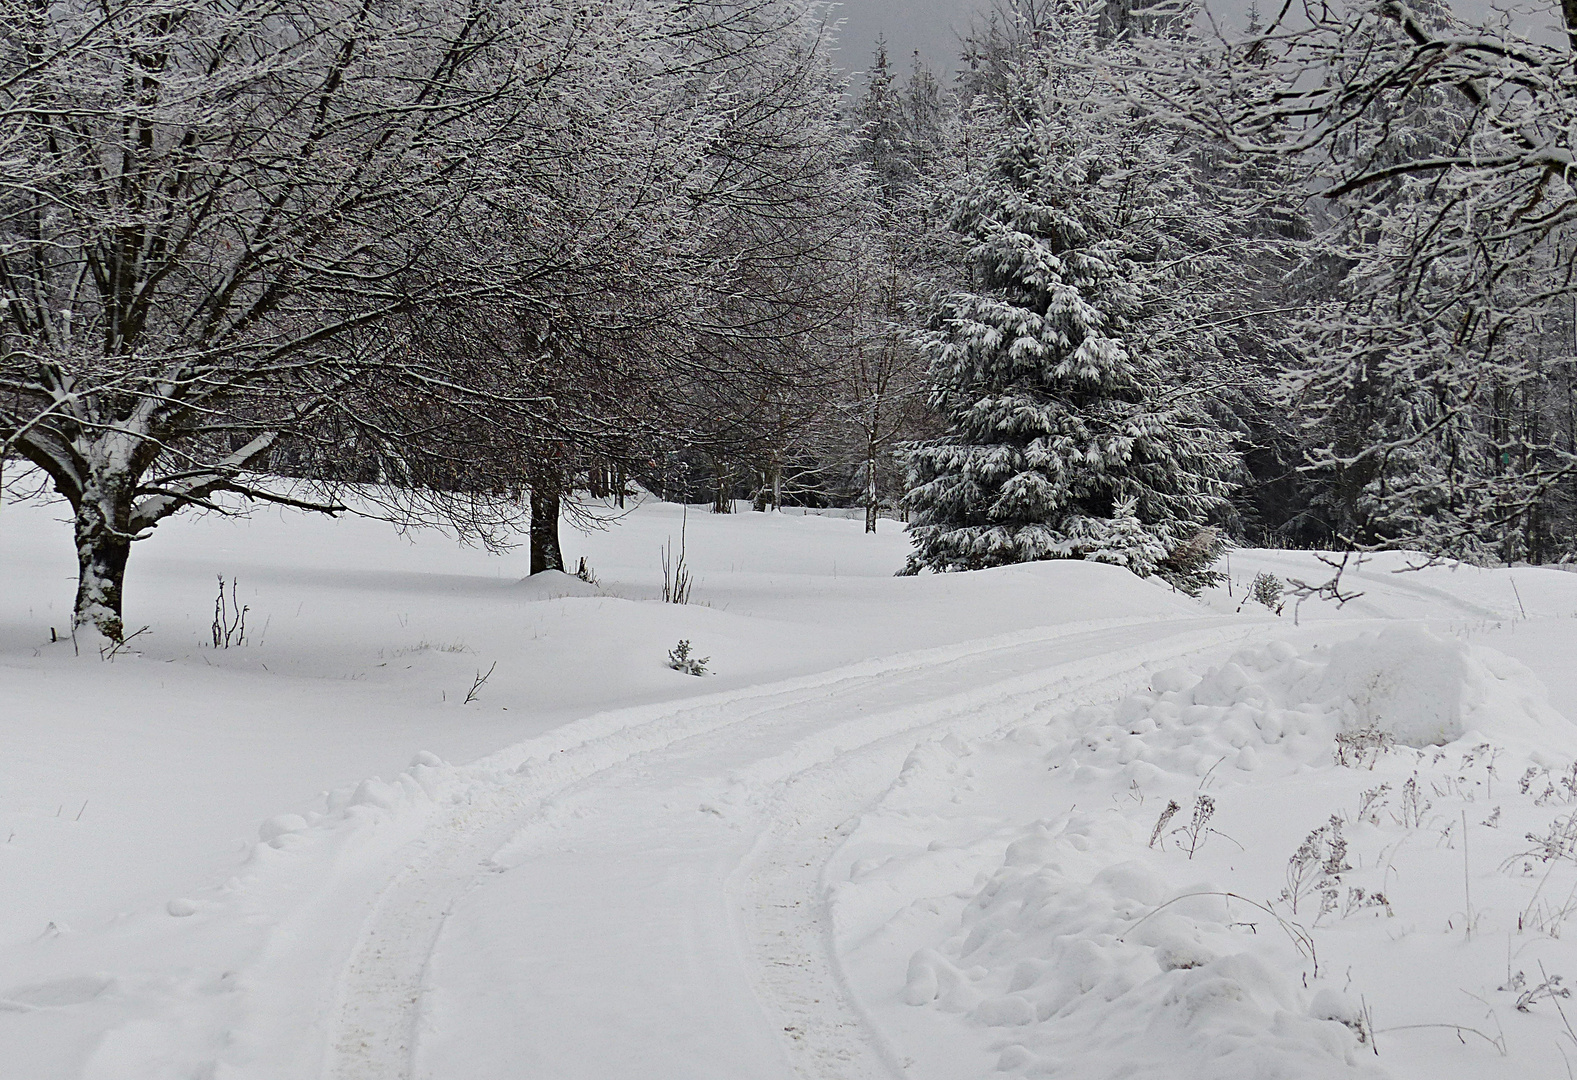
[315,617,1257,1079]
[10,492,1577,1080]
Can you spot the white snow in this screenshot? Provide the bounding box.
[5,486,1577,1079]
[835,634,1577,1080]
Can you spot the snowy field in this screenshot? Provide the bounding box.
[5,487,1577,1079]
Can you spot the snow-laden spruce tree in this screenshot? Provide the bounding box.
[901,2,1239,593]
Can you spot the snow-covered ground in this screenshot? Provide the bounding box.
[4,486,1577,1079]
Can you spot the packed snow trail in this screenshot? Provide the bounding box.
[318,616,1259,1080]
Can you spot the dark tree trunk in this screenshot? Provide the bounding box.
[72,475,135,643]
[530,482,564,575]
[865,441,879,534]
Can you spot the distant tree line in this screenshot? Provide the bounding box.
[864,0,1577,587]
[8,0,1577,640]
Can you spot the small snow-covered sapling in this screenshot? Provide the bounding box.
[667,639,709,676]
[1247,571,1285,615]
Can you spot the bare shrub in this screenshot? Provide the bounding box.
[666,640,709,676]
[212,576,248,648]
[1280,816,1350,916]
[1334,726,1392,769]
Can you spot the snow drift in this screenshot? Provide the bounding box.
[837,628,1577,1080]
[1317,624,1575,752]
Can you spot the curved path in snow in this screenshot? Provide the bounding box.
[319,617,1260,1080]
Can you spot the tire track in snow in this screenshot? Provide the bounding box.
[730,624,1258,1080]
[319,617,1256,1080]
[321,618,1199,1078]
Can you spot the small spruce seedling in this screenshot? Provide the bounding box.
[667,639,709,677]
[1248,571,1284,614]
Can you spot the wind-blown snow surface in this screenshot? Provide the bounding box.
[837,628,1577,1080]
[4,487,1577,1080]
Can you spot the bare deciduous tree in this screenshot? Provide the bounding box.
[0,0,817,638]
[1144,0,1577,558]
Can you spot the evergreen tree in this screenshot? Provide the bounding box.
[900,51,946,184]
[901,3,1239,593]
[854,40,910,204]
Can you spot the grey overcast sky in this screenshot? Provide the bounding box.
[823,0,1557,93]
[824,0,984,87]
[823,0,1267,89]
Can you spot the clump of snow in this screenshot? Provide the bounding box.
[509,569,604,600]
[1319,625,1576,753]
[1309,987,1363,1029]
[897,810,1383,1079]
[258,814,308,845]
[1318,625,1468,745]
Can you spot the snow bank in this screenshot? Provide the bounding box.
[1318,625,1575,752]
[838,625,1577,1080]
[508,569,603,600]
[1049,626,1577,786]
[900,811,1384,1080]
